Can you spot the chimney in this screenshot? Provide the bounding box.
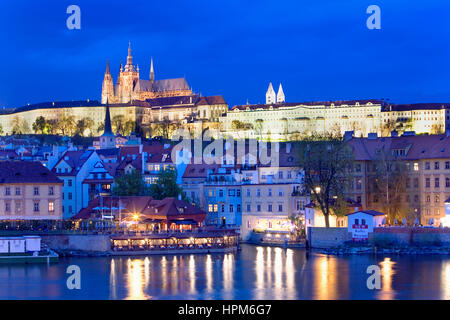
[391,130,398,137]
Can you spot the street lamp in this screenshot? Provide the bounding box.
[315,186,321,194]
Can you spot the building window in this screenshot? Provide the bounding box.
[287,171,292,179]
[257,189,261,197]
[278,189,284,196]
[426,195,431,203]
[268,204,273,212]
[257,204,261,212]
[426,178,430,188]
[219,189,223,197]
[237,204,241,212]
[236,189,241,197]
[5,202,10,212]
[34,187,39,196]
[68,192,73,200]
[68,179,72,187]
[15,201,21,213]
[414,195,419,202]
[414,163,419,171]
[435,162,440,170]
[278,204,283,212]
[355,164,361,172]
[446,161,450,170]
[48,201,54,212]
[5,187,10,196]
[435,194,440,203]
[435,178,440,188]
[425,162,430,170]
[406,179,410,188]
[278,171,283,179]
[34,202,40,212]
[69,206,73,213]
[221,204,225,213]
[15,187,21,196]
[356,178,362,190]
[446,178,450,188]
[49,187,54,195]
[246,189,251,197]
[414,178,419,188]
[228,189,235,196]
[268,189,272,197]
[229,204,234,212]
[208,204,213,212]
[246,204,251,212]
[213,204,218,212]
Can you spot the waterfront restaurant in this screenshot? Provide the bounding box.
[74,196,206,231]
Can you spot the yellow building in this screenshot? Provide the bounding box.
[0,161,63,220]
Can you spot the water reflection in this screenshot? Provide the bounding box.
[4,245,450,299]
[314,255,338,300]
[125,258,151,300]
[378,257,396,300]
[441,261,450,300]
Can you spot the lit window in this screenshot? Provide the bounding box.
[48,201,54,212]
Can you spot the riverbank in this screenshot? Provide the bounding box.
[313,245,450,256]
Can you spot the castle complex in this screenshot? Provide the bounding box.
[101,43,192,104]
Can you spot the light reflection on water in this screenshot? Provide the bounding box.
[1,244,450,300]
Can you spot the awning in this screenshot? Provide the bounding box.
[170,219,198,225]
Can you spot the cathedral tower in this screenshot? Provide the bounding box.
[266,82,276,104]
[276,83,285,104]
[101,60,115,104]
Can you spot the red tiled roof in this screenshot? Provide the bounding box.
[0,161,62,184]
[348,134,450,161]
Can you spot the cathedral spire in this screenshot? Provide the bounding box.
[150,57,155,82]
[105,60,111,75]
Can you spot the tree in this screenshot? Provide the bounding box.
[231,120,253,139]
[152,118,179,139]
[11,116,29,134]
[112,170,149,196]
[76,117,95,136]
[32,116,47,134]
[298,134,354,227]
[97,122,105,134]
[369,147,412,224]
[56,115,76,136]
[112,115,125,135]
[124,120,136,136]
[254,119,264,140]
[148,168,184,200]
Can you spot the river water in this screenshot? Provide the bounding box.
[1,244,449,300]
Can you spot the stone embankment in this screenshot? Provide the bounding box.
[314,245,450,256]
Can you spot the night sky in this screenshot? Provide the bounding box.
[0,0,449,109]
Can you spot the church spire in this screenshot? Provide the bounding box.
[266,82,276,104]
[150,57,155,82]
[103,99,113,136]
[276,83,285,104]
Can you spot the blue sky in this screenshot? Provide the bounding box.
[0,0,449,108]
